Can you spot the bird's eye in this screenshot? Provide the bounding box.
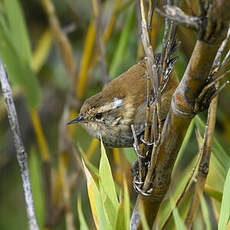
[95,113,103,120]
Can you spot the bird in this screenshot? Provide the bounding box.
[68,54,178,148]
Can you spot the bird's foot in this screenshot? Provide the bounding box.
[133,181,152,196]
[131,159,153,196]
[140,136,154,146]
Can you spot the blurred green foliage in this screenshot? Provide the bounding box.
[0,0,41,108]
[0,0,230,230]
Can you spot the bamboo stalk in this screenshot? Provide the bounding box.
[131,0,230,228]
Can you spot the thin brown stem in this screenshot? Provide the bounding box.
[156,6,200,30]
[212,27,230,70]
[140,0,162,188]
[138,73,152,181]
[136,0,160,186]
[147,0,156,41]
[185,94,218,228]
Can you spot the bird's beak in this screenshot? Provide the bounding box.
[67,114,84,125]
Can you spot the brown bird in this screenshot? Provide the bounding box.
[68,55,178,147]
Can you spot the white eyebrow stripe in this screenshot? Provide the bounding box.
[112,97,123,109]
[100,103,113,112]
[98,98,123,112]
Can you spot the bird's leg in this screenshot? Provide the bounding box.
[133,151,154,196]
[131,125,157,196]
[131,165,151,196]
[140,135,154,146]
[133,182,152,196]
[131,160,143,185]
[131,125,144,158]
[131,125,148,190]
[131,135,154,195]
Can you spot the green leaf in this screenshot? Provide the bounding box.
[205,185,222,202]
[77,196,89,230]
[158,156,198,229]
[114,179,130,229]
[20,63,41,109]
[115,204,125,230]
[29,149,45,228]
[77,143,99,179]
[123,178,130,230]
[4,0,32,62]
[0,14,26,87]
[140,204,150,230]
[123,148,137,164]
[172,207,187,230]
[218,167,230,230]
[109,7,135,78]
[200,194,212,230]
[195,116,230,176]
[174,49,188,80]
[99,182,118,228]
[82,159,111,230]
[99,140,119,227]
[99,140,119,207]
[209,154,226,184]
[173,119,194,173]
[0,0,41,109]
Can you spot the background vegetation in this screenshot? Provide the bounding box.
[0,0,229,229]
